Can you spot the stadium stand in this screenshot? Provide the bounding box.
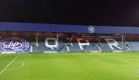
[0,22,139,53]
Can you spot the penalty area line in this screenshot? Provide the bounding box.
[0,56,18,75]
[6,62,25,71]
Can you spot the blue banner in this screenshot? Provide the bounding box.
[0,22,138,34]
[0,37,29,52]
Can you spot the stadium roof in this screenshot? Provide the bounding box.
[0,22,138,34]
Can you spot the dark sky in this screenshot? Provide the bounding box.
[0,0,139,26]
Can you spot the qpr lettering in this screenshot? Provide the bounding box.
[0,37,29,52]
[3,41,23,51]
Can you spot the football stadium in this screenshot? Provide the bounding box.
[0,22,139,80]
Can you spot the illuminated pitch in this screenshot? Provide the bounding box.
[0,52,139,80]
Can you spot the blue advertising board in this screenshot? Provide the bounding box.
[0,37,29,53]
[0,22,138,34]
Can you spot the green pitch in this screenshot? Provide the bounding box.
[0,52,139,80]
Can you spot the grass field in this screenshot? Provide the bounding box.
[0,52,139,80]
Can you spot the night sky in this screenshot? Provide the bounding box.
[0,0,139,26]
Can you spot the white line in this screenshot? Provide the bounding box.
[0,56,18,75]
[6,62,25,71]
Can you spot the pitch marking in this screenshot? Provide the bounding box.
[6,62,25,71]
[0,56,18,75]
